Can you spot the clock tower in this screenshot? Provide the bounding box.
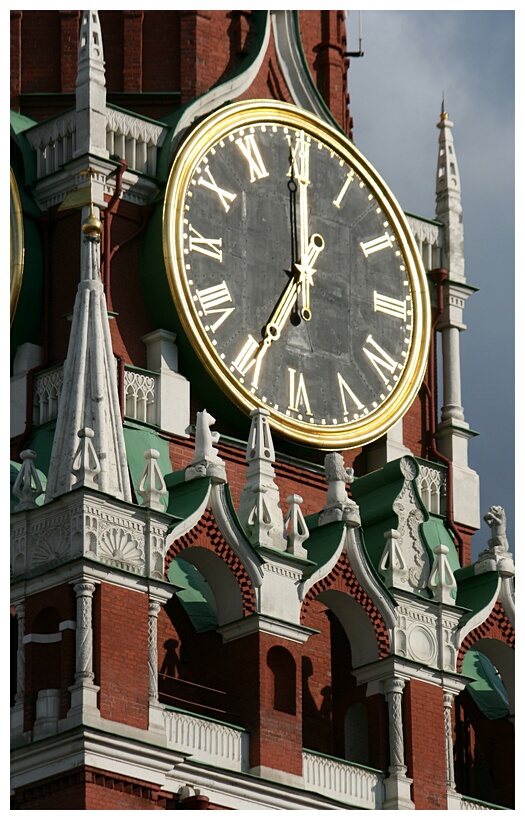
[11,10,514,810]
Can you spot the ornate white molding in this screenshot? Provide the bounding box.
[11,490,170,582]
[164,709,247,771]
[302,751,383,809]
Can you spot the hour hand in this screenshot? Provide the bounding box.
[295,233,325,321]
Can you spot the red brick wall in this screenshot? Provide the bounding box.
[403,679,447,809]
[23,584,76,730]
[94,583,149,729]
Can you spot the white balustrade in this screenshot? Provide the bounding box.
[302,750,384,809]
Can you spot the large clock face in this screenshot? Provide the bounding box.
[163,101,430,448]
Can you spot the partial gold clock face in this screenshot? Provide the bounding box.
[10,167,24,327]
[163,100,430,448]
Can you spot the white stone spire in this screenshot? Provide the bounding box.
[75,11,109,160]
[237,409,287,551]
[435,97,464,282]
[434,100,480,531]
[45,205,132,503]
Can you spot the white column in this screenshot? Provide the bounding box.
[147,595,168,735]
[383,677,415,810]
[68,579,100,720]
[148,599,161,703]
[441,324,464,422]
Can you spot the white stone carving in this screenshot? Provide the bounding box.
[319,452,361,526]
[163,709,247,771]
[185,409,226,483]
[72,427,101,490]
[106,109,166,175]
[416,462,446,515]
[238,409,286,551]
[476,506,514,577]
[429,544,457,604]
[13,450,43,511]
[33,367,63,425]
[380,529,411,591]
[382,677,415,810]
[137,449,167,511]
[68,579,100,721]
[284,494,309,558]
[148,600,161,702]
[302,751,384,810]
[392,458,431,596]
[98,526,145,573]
[125,369,157,424]
[443,692,456,789]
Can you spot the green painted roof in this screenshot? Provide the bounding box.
[168,557,218,632]
[463,649,509,720]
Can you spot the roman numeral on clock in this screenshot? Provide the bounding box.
[188,224,223,262]
[333,170,354,209]
[197,166,237,212]
[337,372,364,415]
[196,281,235,332]
[288,368,312,416]
[360,232,394,258]
[363,335,398,384]
[235,134,269,182]
[286,131,311,184]
[231,335,263,388]
[373,291,407,321]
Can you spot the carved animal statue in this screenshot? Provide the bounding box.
[194,409,220,462]
[324,452,354,506]
[483,505,509,555]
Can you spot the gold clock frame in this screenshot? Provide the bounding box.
[10,167,24,327]
[163,100,431,449]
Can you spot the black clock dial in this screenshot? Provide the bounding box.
[164,101,430,449]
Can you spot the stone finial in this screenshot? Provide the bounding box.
[137,449,167,511]
[476,505,515,577]
[75,11,108,160]
[185,409,226,483]
[237,408,286,551]
[285,494,309,558]
[13,450,43,511]
[428,544,457,604]
[379,529,410,591]
[318,452,360,526]
[72,427,101,490]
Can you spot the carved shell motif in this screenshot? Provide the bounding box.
[98,526,145,574]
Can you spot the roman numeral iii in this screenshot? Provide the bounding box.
[373,291,407,321]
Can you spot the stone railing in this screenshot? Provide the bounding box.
[124,368,158,425]
[302,750,384,809]
[459,796,506,810]
[33,367,64,426]
[25,108,167,180]
[32,365,159,427]
[163,709,248,772]
[406,214,441,272]
[416,460,447,516]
